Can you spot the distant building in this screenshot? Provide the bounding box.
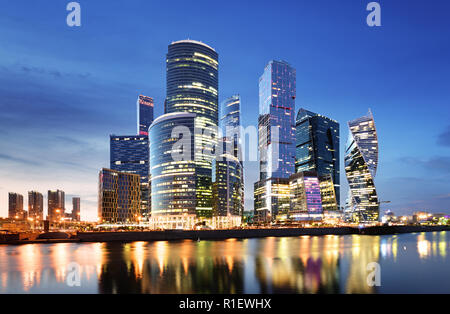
[28,191,44,221]
[295,109,340,210]
[110,135,149,219]
[345,110,379,223]
[8,193,24,219]
[289,171,323,221]
[48,190,65,222]
[72,197,81,221]
[98,168,141,225]
[137,95,154,136]
[254,60,296,222]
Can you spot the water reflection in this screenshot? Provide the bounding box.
[0,232,450,294]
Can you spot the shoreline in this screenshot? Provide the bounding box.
[1,225,449,245]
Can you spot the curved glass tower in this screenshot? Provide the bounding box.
[345,110,379,223]
[149,112,197,217]
[166,40,219,218]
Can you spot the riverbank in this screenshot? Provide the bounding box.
[2,225,449,245]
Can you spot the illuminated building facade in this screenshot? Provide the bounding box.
[28,191,43,221]
[295,109,340,210]
[254,60,296,222]
[149,112,197,217]
[98,168,140,224]
[48,190,65,222]
[221,95,242,159]
[72,197,81,221]
[345,110,379,223]
[8,192,24,219]
[110,135,149,219]
[165,40,219,218]
[137,95,154,136]
[212,137,244,219]
[289,171,323,221]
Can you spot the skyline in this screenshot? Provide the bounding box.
[1,0,450,221]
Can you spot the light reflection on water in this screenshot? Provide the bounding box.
[0,232,449,294]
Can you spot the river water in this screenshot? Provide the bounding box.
[0,232,449,294]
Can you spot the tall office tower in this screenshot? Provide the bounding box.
[212,137,244,219]
[254,60,296,222]
[8,193,24,219]
[165,40,219,218]
[295,108,340,211]
[149,113,197,216]
[98,168,141,224]
[289,171,324,221]
[110,135,149,220]
[48,190,65,222]
[345,110,379,223]
[137,95,154,136]
[28,191,44,221]
[72,197,81,221]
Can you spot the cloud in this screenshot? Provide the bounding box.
[2,63,91,81]
[437,125,450,147]
[0,153,42,166]
[404,156,450,173]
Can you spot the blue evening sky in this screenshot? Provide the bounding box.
[0,0,449,220]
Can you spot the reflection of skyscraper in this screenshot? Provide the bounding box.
[165,40,219,218]
[295,109,340,210]
[110,135,149,219]
[28,191,43,221]
[48,190,65,222]
[254,61,296,222]
[8,192,24,219]
[345,110,379,223]
[98,168,140,224]
[137,95,154,136]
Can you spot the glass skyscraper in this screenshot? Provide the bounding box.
[110,135,150,219]
[295,108,340,211]
[72,197,81,221]
[149,112,197,217]
[28,191,43,221]
[165,40,219,218]
[98,168,141,224]
[137,95,154,136]
[254,60,296,222]
[289,171,324,221]
[345,110,379,223]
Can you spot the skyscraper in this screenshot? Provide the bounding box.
[220,95,242,159]
[98,168,141,224]
[28,191,44,221]
[165,40,219,218]
[137,95,154,136]
[289,171,324,221]
[110,135,149,219]
[254,60,296,222]
[149,112,197,227]
[295,108,340,211]
[72,197,81,221]
[8,192,24,219]
[48,190,65,222]
[345,110,379,223]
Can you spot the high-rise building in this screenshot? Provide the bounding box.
[28,191,44,221]
[254,60,296,222]
[212,137,244,218]
[98,168,141,224]
[220,95,242,158]
[72,197,81,221]
[295,108,340,210]
[110,135,149,219]
[149,112,197,217]
[345,110,379,223]
[8,193,24,219]
[289,171,323,221]
[137,95,154,136]
[165,40,219,218]
[48,190,65,222]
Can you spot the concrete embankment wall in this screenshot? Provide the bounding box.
[77,225,450,243]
